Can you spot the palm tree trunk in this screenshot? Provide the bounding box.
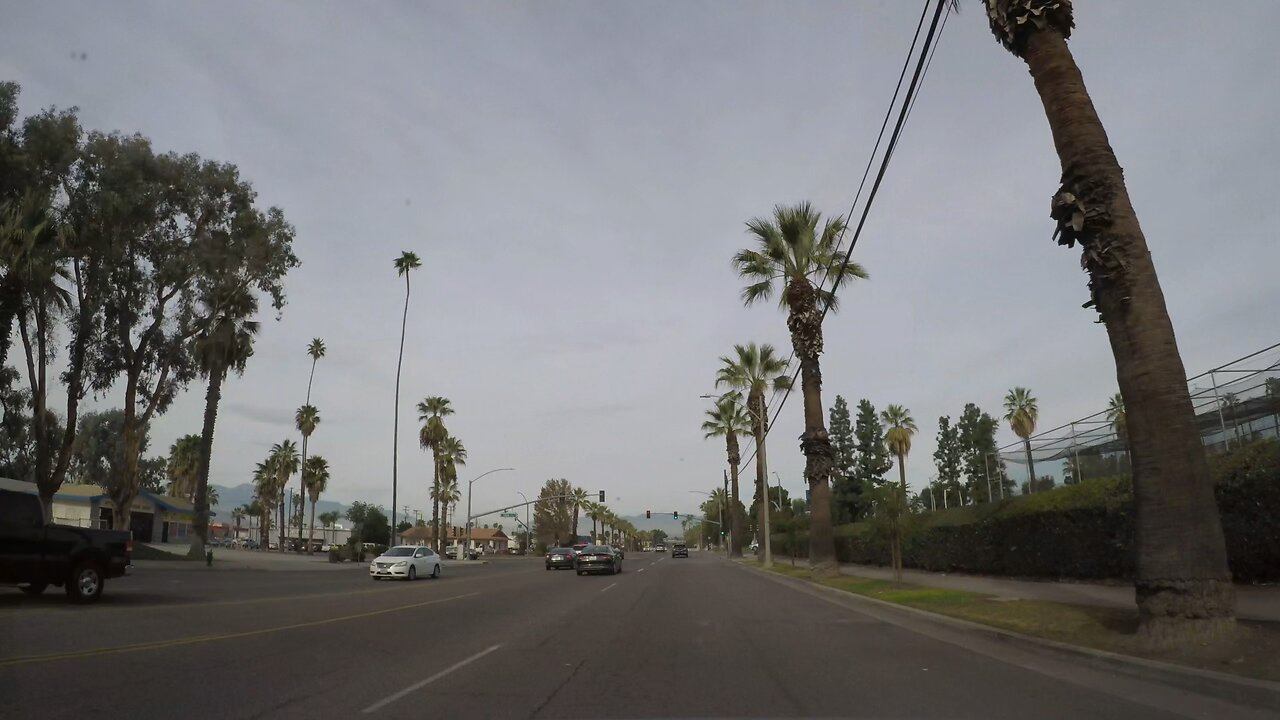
[189,364,224,558]
[896,454,907,496]
[751,391,770,560]
[727,434,744,558]
[785,277,837,574]
[431,453,442,554]
[297,434,308,552]
[1021,28,1233,645]
[392,275,410,547]
[1022,439,1036,493]
[307,500,317,555]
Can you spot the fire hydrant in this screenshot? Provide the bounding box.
[205,547,214,567]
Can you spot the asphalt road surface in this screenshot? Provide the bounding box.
[0,552,1272,719]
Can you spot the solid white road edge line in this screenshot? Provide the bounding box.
[361,644,503,713]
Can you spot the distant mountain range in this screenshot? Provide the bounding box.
[210,483,349,523]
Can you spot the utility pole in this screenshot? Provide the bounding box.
[723,469,732,557]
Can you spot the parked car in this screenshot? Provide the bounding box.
[0,488,133,603]
[575,545,621,575]
[672,543,689,558]
[545,546,575,570]
[369,545,442,581]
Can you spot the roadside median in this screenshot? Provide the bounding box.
[750,561,1280,687]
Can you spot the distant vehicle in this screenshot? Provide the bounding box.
[546,546,575,570]
[571,542,589,556]
[575,545,621,575]
[614,546,624,560]
[0,488,133,603]
[369,545,441,581]
[654,543,667,552]
[672,543,688,558]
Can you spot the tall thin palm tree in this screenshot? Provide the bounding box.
[709,487,730,548]
[983,0,1234,643]
[716,343,792,566]
[1003,387,1039,492]
[435,474,461,544]
[391,251,422,545]
[269,440,300,551]
[418,396,454,552]
[231,505,247,540]
[733,202,868,573]
[437,435,467,552]
[303,455,330,555]
[295,403,321,549]
[880,405,917,496]
[305,338,326,405]
[570,487,588,543]
[1106,392,1127,443]
[190,286,259,556]
[702,392,751,557]
[166,435,202,500]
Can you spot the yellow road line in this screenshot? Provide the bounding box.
[0,591,478,667]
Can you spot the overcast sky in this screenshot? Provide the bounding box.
[3,1,1277,521]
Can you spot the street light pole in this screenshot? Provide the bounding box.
[516,491,531,554]
[463,467,514,560]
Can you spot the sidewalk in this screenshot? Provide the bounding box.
[838,563,1280,623]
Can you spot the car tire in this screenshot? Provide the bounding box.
[408,566,417,581]
[545,565,551,570]
[577,570,584,576]
[66,561,104,604]
[431,564,440,579]
[20,582,48,596]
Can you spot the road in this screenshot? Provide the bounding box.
[0,552,1271,719]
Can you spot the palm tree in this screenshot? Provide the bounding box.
[318,510,339,545]
[302,455,330,555]
[418,396,454,552]
[570,487,588,542]
[305,338,326,404]
[880,405,917,496]
[206,485,220,510]
[702,392,751,557]
[434,474,462,546]
[1106,392,1127,444]
[294,403,321,548]
[1003,387,1039,493]
[1266,378,1280,439]
[733,203,868,573]
[391,250,422,546]
[709,487,731,548]
[232,505,247,540]
[983,0,1234,643]
[252,461,275,549]
[1219,393,1244,447]
[269,440,300,551]
[166,435,202,500]
[437,435,467,552]
[716,343,792,565]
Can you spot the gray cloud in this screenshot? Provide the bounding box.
[5,0,1277,515]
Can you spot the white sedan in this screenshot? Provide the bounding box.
[369,545,443,581]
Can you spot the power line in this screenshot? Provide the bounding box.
[737,0,951,471]
[732,0,932,466]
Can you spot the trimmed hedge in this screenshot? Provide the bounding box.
[774,440,1280,583]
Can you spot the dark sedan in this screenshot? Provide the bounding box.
[575,545,621,575]
[672,543,689,558]
[546,546,575,570]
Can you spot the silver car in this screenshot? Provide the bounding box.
[369,546,443,581]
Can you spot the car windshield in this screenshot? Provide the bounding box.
[584,546,611,553]
[383,547,414,557]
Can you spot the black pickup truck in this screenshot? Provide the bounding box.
[0,488,133,603]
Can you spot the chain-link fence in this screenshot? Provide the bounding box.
[996,341,1280,490]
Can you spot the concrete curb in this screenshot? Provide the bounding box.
[737,562,1280,713]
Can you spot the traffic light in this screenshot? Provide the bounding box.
[645,510,651,519]
[673,511,679,519]
[598,490,605,502]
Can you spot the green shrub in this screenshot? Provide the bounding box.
[816,441,1278,583]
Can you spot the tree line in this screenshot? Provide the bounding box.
[0,82,298,559]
